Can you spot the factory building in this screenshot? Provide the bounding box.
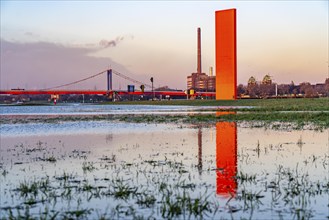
[187,28,215,92]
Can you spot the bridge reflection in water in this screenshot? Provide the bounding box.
[197,112,237,197]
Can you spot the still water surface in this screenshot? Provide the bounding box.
[0,104,217,115]
[0,105,328,219]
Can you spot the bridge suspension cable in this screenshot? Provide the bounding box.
[41,69,152,91]
[42,70,107,91]
[112,70,152,88]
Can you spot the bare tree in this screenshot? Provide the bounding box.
[277,84,290,96]
[259,84,275,98]
[300,82,316,98]
[325,78,329,96]
[247,84,260,98]
[237,84,246,97]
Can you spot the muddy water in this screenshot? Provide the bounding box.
[1,113,328,219]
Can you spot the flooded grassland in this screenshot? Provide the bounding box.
[0,105,328,219]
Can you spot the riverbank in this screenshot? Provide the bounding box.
[1,111,328,130]
[1,98,328,129]
[4,97,328,111]
[103,97,329,111]
[103,98,329,129]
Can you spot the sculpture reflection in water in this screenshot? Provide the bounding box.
[216,121,237,196]
[196,113,237,197]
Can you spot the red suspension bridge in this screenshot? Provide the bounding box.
[0,69,215,99]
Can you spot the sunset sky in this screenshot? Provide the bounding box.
[1,1,328,90]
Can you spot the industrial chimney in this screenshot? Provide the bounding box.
[197,27,202,74]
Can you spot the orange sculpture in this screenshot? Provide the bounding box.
[216,121,237,196]
[215,9,237,100]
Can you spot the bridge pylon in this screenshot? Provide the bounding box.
[107,69,113,91]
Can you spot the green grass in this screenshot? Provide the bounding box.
[104,97,329,111]
[114,112,329,129]
[17,181,39,197]
[3,143,329,219]
[1,111,328,129]
[101,98,329,129]
[217,112,329,128]
[1,98,328,129]
[4,97,328,111]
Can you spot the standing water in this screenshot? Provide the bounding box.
[0,105,328,219]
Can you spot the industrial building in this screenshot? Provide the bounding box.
[187,28,215,92]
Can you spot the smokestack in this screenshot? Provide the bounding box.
[197,27,202,74]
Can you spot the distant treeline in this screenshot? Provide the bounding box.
[1,78,328,104]
[237,78,329,98]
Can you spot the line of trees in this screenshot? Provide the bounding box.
[237,78,329,98]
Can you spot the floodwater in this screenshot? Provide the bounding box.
[0,104,219,115]
[0,105,328,219]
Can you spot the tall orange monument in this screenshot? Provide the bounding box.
[215,9,237,100]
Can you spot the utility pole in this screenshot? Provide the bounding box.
[150,77,154,100]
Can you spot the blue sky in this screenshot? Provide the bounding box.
[1,1,328,90]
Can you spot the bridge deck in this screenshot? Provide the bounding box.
[0,90,215,97]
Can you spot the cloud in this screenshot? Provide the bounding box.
[23,31,40,39]
[24,32,33,36]
[99,35,133,49]
[0,39,139,90]
[67,35,133,50]
[99,37,122,48]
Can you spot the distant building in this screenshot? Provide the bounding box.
[187,72,215,91]
[186,28,215,92]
